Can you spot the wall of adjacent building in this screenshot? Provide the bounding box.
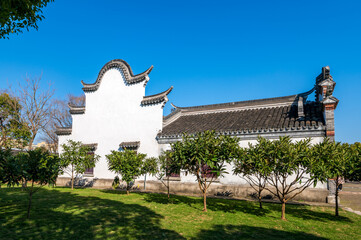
[154,136,327,190]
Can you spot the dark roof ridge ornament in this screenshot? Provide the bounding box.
[296,86,316,119]
[81,59,153,92]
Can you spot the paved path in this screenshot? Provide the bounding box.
[339,182,361,213]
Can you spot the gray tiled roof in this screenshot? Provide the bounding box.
[159,97,324,137]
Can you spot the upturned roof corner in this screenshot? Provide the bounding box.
[141,86,173,107]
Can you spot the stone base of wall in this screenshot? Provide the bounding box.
[56,177,329,203]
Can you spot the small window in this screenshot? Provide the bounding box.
[84,167,94,175]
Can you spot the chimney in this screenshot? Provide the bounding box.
[316,66,339,141]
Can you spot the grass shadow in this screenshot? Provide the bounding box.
[0,187,185,240]
[140,190,353,222]
[142,192,271,216]
[192,224,328,240]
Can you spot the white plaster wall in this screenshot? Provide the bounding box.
[59,68,164,180]
[157,136,327,189]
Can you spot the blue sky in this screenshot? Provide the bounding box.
[0,0,360,143]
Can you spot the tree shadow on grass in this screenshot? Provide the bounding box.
[192,224,328,240]
[140,191,353,222]
[0,187,185,240]
[142,192,271,216]
[275,203,353,223]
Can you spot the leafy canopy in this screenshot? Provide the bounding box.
[171,131,240,179]
[106,149,150,186]
[0,92,31,148]
[0,0,54,39]
[60,140,99,175]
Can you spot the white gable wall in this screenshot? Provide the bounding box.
[59,68,164,179]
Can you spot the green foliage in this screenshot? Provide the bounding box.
[60,140,100,189]
[312,139,353,180]
[348,142,361,181]
[237,136,319,219]
[0,92,31,149]
[106,149,151,194]
[1,148,62,218]
[143,157,158,177]
[154,151,182,199]
[112,175,120,190]
[156,151,181,179]
[233,137,272,208]
[171,130,240,211]
[0,0,54,39]
[311,139,360,216]
[0,148,22,186]
[16,148,61,186]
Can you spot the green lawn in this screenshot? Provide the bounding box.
[0,187,360,240]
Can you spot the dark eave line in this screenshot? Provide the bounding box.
[141,86,173,105]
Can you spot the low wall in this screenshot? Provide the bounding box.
[56,177,329,203]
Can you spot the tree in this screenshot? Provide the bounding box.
[42,93,85,153]
[348,142,361,182]
[42,98,72,153]
[0,0,54,39]
[4,148,61,219]
[0,92,30,149]
[10,75,55,149]
[171,131,240,212]
[0,148,23,188]
[261,137,322,220]
[60,140,100,190]
[312,139,357,216]
[154,152,181,199]
[233,138,271,209]
[106,149,154,195]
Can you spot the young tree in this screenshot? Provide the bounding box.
[233,138,272,209]
[60,140,100,190]
[0,92,30,149]
[154,152,181,199]
[6,148,61,219]
[262,137,321,220]
[171,131,240,212]
[312,139,357,216]
[106,149,155,195]
[0,148,23,189]
[348,142,361,182]
[0,0,54,39]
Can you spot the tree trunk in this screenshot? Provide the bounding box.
[335,177,339,216]
[167,176,170,199]
[259,196,263,209]
[71,165,74,190]
[281,200,286,220]
[203,190,207,212]
[27,191,33,219]
[27,182,34,219]
[126,182,130,195]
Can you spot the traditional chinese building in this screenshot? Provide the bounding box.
[56,59,338,201]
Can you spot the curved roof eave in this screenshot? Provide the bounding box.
[81,59,153,92]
